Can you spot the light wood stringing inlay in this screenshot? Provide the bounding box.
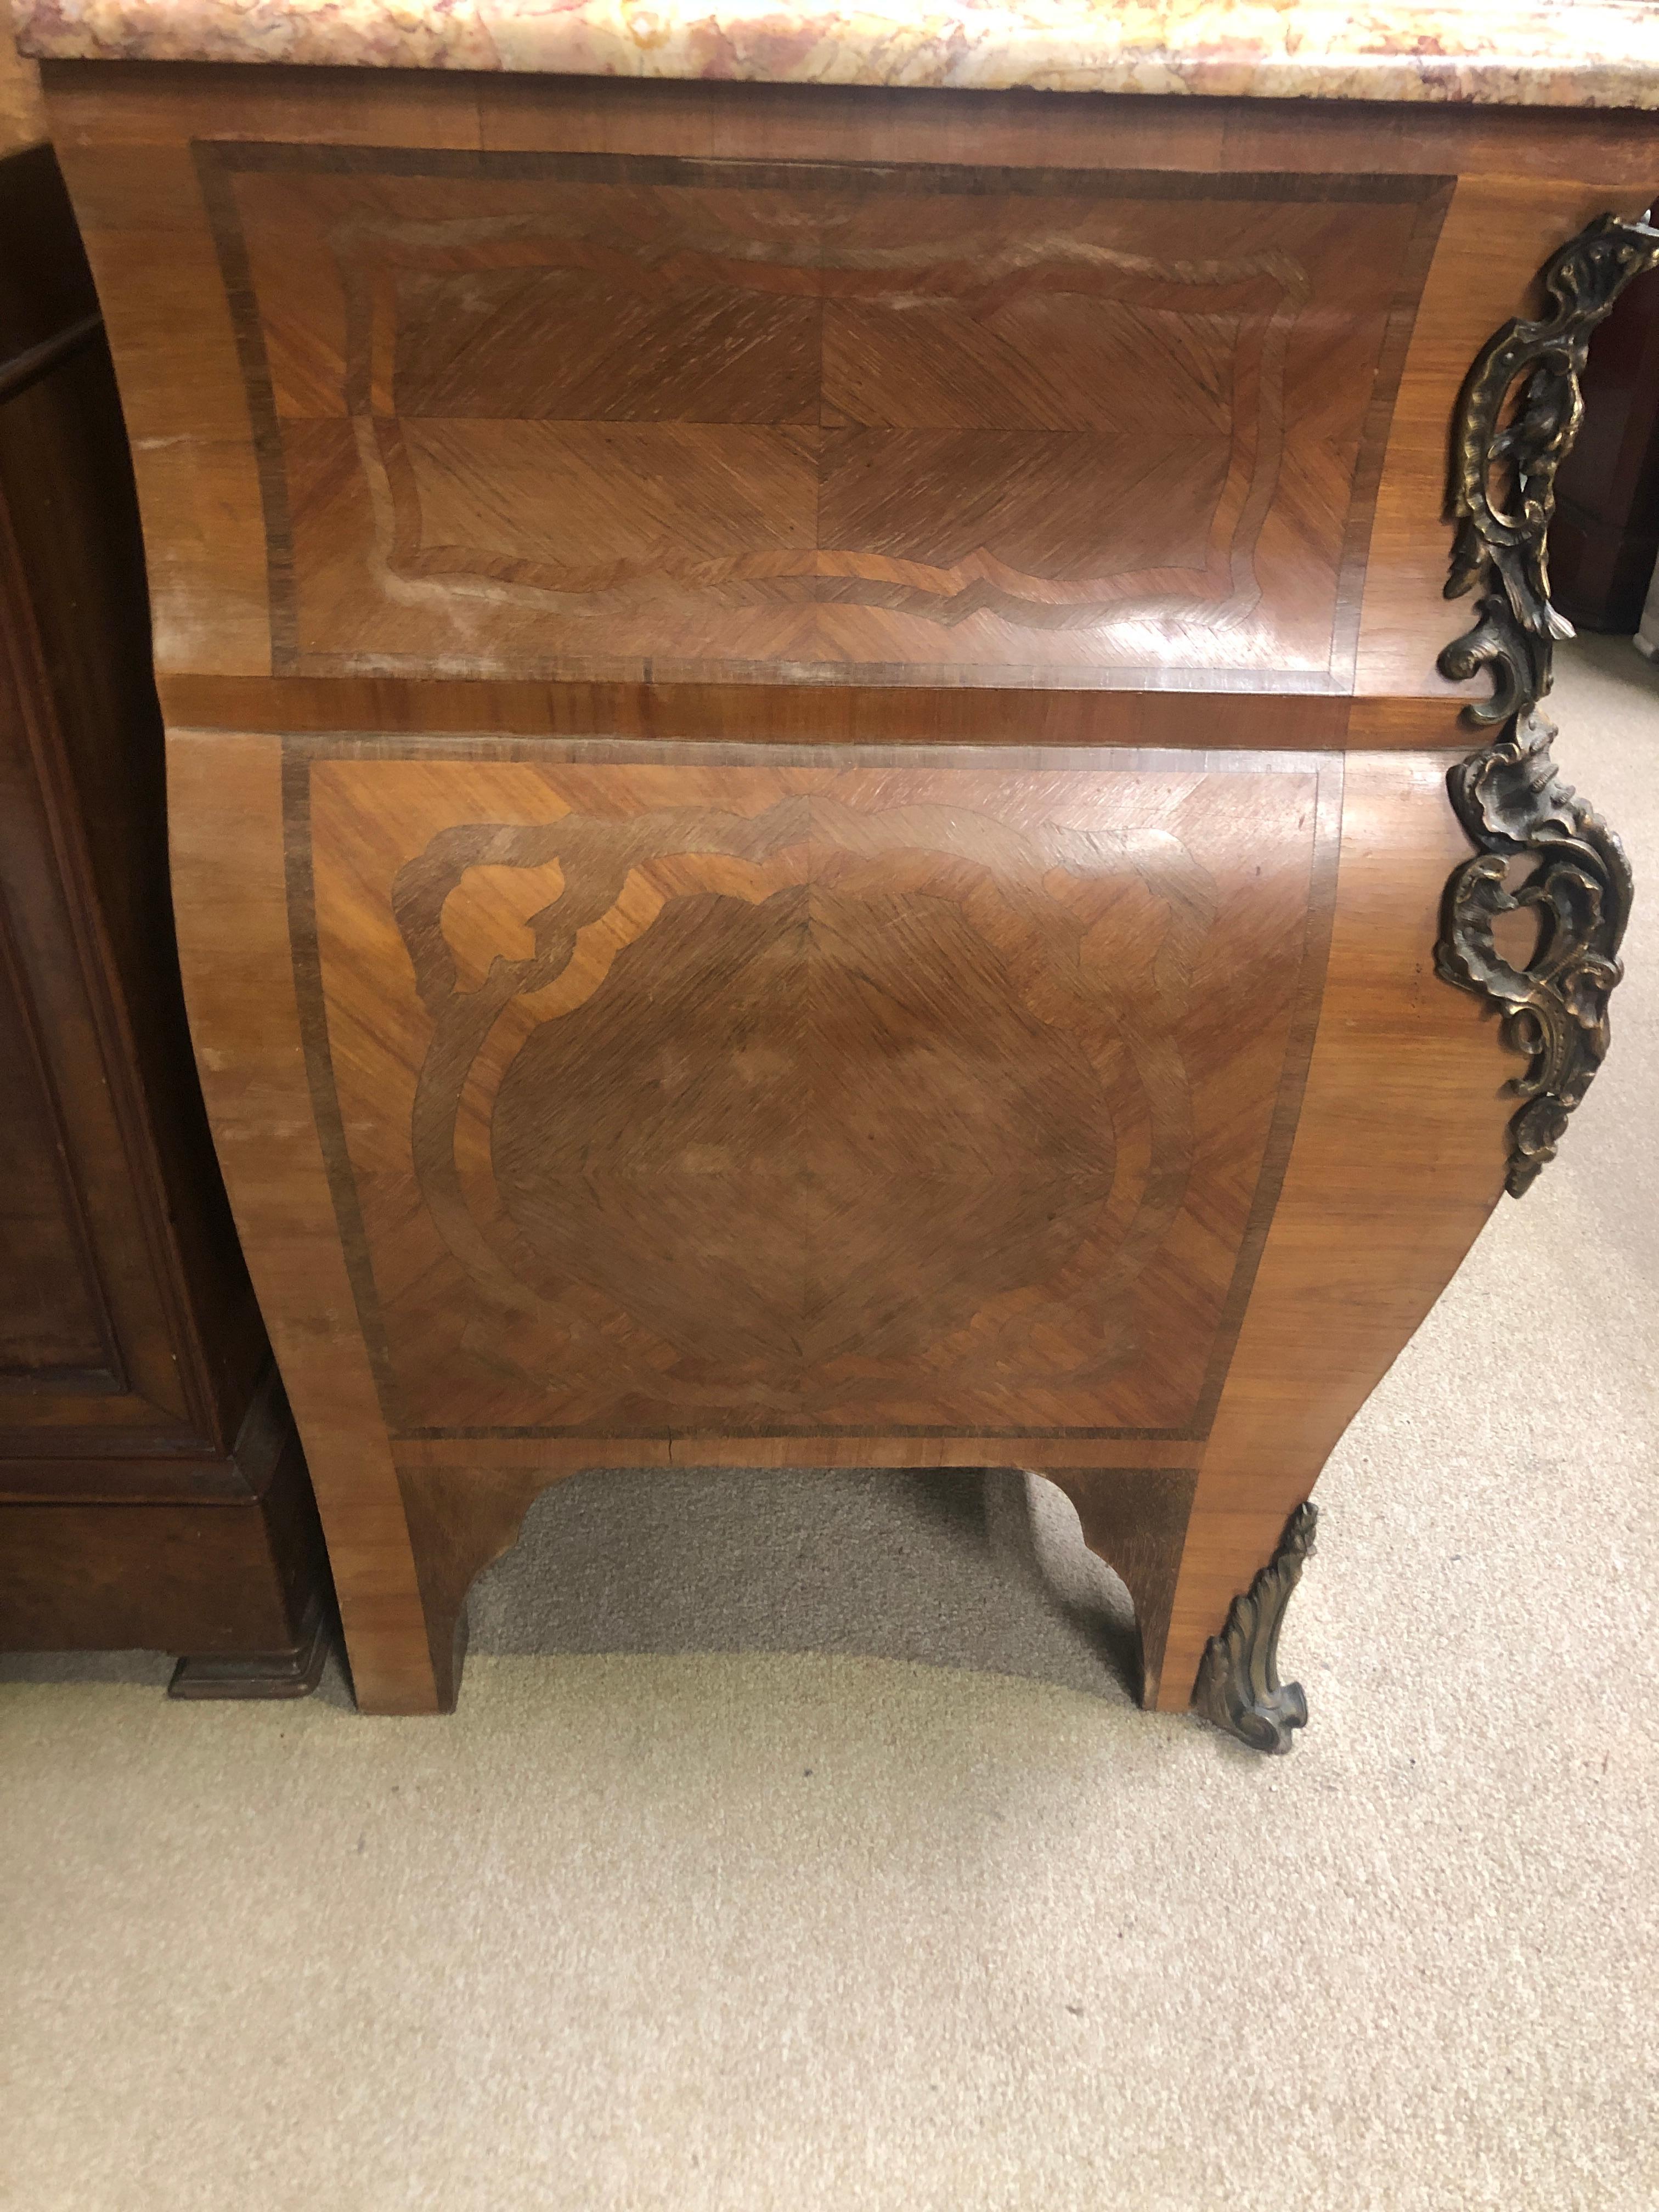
[204,148,1444,687]
[299,743,1339,1440]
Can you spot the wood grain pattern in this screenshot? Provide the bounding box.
[48,66,1653,703]
[166,720,1511,1715]
[297,742,1338,1441]
[44,64,1659,187]
[1155,746,1512,1708]
[48,61,1620,1723]
[1047,1464,1198,1706]
[200,146,1440,690]
[168,729,437,1709]
[388,1434,1201,1471]
[162,675,1359,750]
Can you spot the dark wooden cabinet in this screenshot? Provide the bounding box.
[0,141,330,1692]
[1549,267,1659,634]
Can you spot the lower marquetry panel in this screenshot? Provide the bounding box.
[293,742,1340,1443]
[171,731,1511,1713]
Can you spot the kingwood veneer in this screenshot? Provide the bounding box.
[33,56,1654,1741]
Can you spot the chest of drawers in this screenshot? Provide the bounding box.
[29,26,1652,1740]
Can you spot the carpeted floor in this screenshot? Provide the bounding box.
[3,639,1656,2212]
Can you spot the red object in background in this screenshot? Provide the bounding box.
[1550,265,1659,634]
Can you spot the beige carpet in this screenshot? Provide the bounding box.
[3,639,1656,2212]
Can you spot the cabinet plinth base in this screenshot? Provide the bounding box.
[168,1592,330,1701]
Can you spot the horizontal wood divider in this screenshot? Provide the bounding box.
[392,1436,1205,1471]
[163,677,1476,753]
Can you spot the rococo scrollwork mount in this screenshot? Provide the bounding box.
[1436,207,1655,1196]
[1194,1503,1317,1754]
[1200,210,1657,1754]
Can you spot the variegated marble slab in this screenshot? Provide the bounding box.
[16,0,1659,106]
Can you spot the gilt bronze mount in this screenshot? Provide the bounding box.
[1437,210,1656,1194]
[1194,1503,1317,1753]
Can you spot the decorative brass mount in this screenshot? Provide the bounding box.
[1194,1502,1317,1753]
[1437,211,1657,1195]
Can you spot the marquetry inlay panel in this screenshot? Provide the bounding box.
[200,149,1446,688]
[291,741,1339,1440]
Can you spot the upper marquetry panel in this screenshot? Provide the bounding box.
[296,740,1338,1440]
[201,149,1445,690]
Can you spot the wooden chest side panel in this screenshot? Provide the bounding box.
[167,729,436,1706]
[1158,746,1513,1705]
[295,740,1339,1441]
[168,721,1519,1714]
[52,69,1657,708]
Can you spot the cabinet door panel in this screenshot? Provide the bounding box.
[0,899,122,1389]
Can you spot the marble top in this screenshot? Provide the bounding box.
[17,0,1659,108]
